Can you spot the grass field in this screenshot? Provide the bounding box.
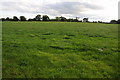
[2,22,119,78]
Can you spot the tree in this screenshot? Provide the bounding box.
[59,16,67,21]
[28,18,33,21]
[55,17,61,21]
[35,15,41,21]
[42,15,50,21]
[67,18,74,22]
[75,17,79,22]
[5,17,10,21]
[50,19,57,21]
[20,16,26,21]
[1,18,5,21]
[110,20,117,24]
[83,18,89,22]
[28,18,36,21]
[13,16,19,21]
[117,19,120,24]
[98,21,102,23]
[67,18,81,22]
[93,21,97,23]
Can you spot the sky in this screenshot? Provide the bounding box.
[0,0,119,22]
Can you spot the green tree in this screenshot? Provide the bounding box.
[59,16,67,21]
[20,16,26,21]
[5,17,10,21]
[117,19,120,24]
[42,15,50,21]
[83,18,89,22]
[13,16,19,21]
[110,20,117,24]
[1,18,5,21]
[35,15,41,21]
[55,17,61,21]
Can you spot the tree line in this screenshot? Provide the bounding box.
[0,14,120,24]
[0,15,81,22]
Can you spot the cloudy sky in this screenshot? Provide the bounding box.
[0,0,119,22]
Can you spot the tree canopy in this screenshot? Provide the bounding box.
[0,14,119,24]
[20,16,26,21]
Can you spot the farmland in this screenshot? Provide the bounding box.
[2,22,119,78]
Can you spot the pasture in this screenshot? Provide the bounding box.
[2,22,119,78]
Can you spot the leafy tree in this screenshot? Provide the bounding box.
[75,17,79,22]
[13,16,19,21]
[28,18,33,21]
[117,19,120,24]
[98,21,102,23]
[1,18,5,21]
[59,16,67,21]
[73,19,79,22]
[28,18,36,21]
[20,16,26,21]
[110,20,117,24]
[79,20,82,22]
[93,21,97,23]
[35,15,41,21]
[42,15,50,21]
[67,18,74,22]
[55,17,61,21]
[5,17,10,21]
[83,18,89,22]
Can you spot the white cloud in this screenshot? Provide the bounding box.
[0,0,119,22]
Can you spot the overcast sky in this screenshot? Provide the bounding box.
[0,0,119,22]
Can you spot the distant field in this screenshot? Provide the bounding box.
[2,22,119,78]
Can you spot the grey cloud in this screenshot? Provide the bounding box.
[43,2,103,15]
[0,2,43,13]
[0,1,103,18]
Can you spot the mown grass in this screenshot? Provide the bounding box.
[2,22,119,78]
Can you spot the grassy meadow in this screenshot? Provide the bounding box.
[2,22,119,78]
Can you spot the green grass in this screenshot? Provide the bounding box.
[2,22,119,78]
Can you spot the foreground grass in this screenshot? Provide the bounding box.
[2,22,119,78]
